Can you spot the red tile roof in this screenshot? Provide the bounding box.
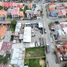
[0,25,7,39]
[0,10,7,16]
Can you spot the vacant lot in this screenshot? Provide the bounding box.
[24,47,46,67]
[25,47,45,59]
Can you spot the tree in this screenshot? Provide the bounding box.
[3,56,8,64]
[3,54,10,64]
[0,6,3,10]
[0,55,4,63]
[0,54,11,64]
[7,14,12,19]
[48,22,54,30]
[11,35,14,41]
[64,63,67,67]
[10,19,17,32]
[24,5,29,12]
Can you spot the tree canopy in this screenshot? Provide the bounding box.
[10,19,17,32]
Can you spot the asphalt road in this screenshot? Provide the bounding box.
[43,4,61,67]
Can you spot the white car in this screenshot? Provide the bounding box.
[46,44,50,53]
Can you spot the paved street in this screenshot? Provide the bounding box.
[17,18,43,24]
[43,4,61,67]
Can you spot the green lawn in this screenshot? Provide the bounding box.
[25,59,42,67]
[25,47,46,67]
[25,47,45,59]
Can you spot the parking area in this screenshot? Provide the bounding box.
[12,19,45,48]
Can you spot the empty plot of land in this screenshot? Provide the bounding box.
[25,47,45,59]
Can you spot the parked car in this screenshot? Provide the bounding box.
[46,44,50,53]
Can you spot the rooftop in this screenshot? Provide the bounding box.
[0,25,7,39]
[48,3,67,17]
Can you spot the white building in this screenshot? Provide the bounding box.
[38,22,43,28]
[11,43,25,67]
[15,22,21,34]
[23,27,31,42]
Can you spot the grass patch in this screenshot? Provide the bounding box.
[25,59,42,67]
[25,47,46,67]
[25,47,45,59]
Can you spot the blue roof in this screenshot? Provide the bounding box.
[50,11,58,17]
